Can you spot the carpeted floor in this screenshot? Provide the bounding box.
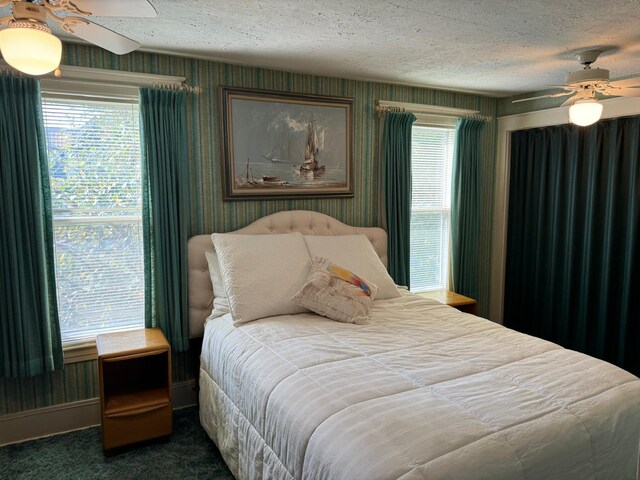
[0,406,234,480]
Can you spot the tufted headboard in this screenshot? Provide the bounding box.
[187,210,388,338]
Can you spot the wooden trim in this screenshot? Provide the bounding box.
[63,341,98,364]
[0,398,100,447]
[0,380,197,446]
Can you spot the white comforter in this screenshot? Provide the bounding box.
[199,293,640,480]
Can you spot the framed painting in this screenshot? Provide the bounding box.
[219,86,354,200]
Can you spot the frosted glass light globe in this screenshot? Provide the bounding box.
[0,24,62,76]
[569,99,603,127]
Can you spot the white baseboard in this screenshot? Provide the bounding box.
[0,379,197,446]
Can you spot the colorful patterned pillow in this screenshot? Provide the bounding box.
[293,257,378,324]
[303,235,400,299]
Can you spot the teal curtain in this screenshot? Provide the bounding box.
[451,117,485,301]
[0,76,63,377]
[505,118,640,375]
[382,112,416,288]
[139,88,190,352]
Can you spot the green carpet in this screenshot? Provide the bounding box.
[0,406,234,479]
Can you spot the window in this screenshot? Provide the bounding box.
[42,98,145,344]
[410,124,455,292]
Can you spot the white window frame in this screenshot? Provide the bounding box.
[44,98,145,346]
[40,66,185,362]
[377,101,481,294]
[409,121,456,292]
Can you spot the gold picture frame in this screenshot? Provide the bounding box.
[219,86,354,200]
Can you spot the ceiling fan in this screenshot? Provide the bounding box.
[513,49,640,126]
[0,0,157,76]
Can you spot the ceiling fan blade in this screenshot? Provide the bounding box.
[68,20,140,55]
[560,96,576,107]
[608,76,640,88]
[68,0,157,17]
[603,87,640,97]
[511,91,573,104]
[546,85,578,90]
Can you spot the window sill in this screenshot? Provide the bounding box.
[63,340,98,364]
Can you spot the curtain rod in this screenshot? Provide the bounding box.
[1,62,203,94]
[376,100,491,121]
[153,82,203,94]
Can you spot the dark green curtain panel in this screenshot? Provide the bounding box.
[505,118,640,375]
[382,112,416,288]
[140,88,190,352]
[0,76,63,377]
[451,117,485,300]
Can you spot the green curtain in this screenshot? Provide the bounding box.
[139,88,190,352]
[451,117,485,301]
[0,75,63,377]
[505,118,640,375]
[382,112,416,288]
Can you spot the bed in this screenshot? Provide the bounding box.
[188,210,640,480]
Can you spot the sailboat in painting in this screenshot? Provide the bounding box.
[262,128,292,163]
[234,112,345,190]
[262,128,301,165]
[298,114,326,174]
[237,157,290,187]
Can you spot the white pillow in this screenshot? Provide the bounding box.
[204,251,230,319]
[303,235,400,300]
[211,232,311,325]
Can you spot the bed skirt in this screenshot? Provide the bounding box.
[200,368,295,480]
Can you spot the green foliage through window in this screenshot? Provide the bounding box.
[43,99,144,343]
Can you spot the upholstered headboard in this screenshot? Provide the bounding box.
[187,210,388,338]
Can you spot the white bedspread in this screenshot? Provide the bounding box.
[199,293,640,480]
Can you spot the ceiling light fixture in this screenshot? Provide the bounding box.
[0,21,62,76]
[0,0,156,77]
[569,98,603,127]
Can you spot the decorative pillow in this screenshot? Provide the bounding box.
[303,234,400,300]
[204,251,230,319]
[211,232,311,325]
[293,257,378,324]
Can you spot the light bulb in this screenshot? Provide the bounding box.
[0,22,62,76]
[569,99,603,127]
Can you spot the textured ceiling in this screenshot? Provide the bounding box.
[4,0,640,96]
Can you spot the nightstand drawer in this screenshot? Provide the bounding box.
[102,401,172,450]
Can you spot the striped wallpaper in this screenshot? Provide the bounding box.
[1,44,498,415]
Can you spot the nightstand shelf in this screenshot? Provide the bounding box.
[418,290,478,315]
[104,387,170,415]
[97,328,172,452]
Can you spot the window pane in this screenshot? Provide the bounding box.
[410,211,449,291]
[411,126,454,210]
[45,101,142,218]
[410,125,455,292]
[53,223,144,341]
[42,99,144,343]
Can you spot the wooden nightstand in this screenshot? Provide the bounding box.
[418,290,478,315]
[96,328,172,452]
